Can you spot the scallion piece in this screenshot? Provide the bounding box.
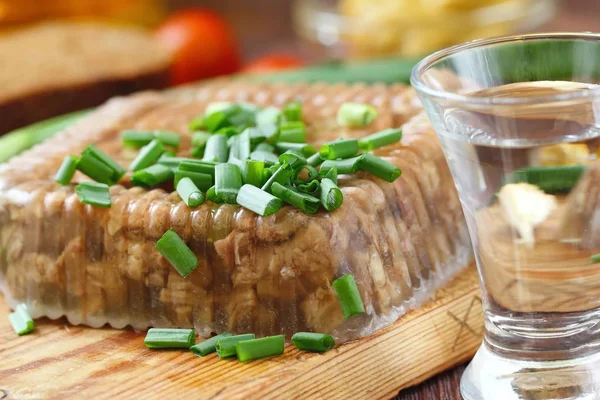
[206,186,224,204]
[592,253,600,264]
[75,182,112,208]
[177,177,204,207]
[190,332,233,357]
[262,164,294,192]
[8,304,34,336]
[283,101,302,122]
[245,127,266,145]
[154,131,181,148]
[144,328,195,349]
[215,334,255,358]
[250,150,279,165]
[129,139,165,172]
[332,274,365,319]
[243,160,265,187]
[236,129,251,161]
[216,126,240,138]
[294,165,319,184]
[192,131,212,149]
[174,170,213,192]
[323,165,338,184]
[205,101,233,115]
[155,229,198,278]
[279,121,306,143]
[297,180,320,195]
[320,178,343,211]
[291,332,335,352]
[189,116,205,131]
[256,106,282,126]
[507,165,585,193]
[320,139,359,160]
[358,128,402,151]
[320,155,364,176]
[164,150,177,157]
[203,134,228,163]
[236,335,285,362]
[83,144,127,183]
[191,147,204,158]
[358,153,402,182]
[131,164,174,187]
[122,130,154,148]
[55,155,79,185]
[307,152,323,168]
[255,142,276,153]
[276,142,316,157]
[279,150,307,169]
[271,183,320,214]
[337,102,378,127]
[179,160,216,176]
[204,104,242,132]
[237,184,283,216]
[260,123,280,144]
[77,153,115,185]
[215,163,243,204]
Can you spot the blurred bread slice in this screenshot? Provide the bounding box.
[0,22,171,133]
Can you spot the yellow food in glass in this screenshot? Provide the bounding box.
[530,143,591,167]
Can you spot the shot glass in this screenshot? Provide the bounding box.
[412,33,600,400]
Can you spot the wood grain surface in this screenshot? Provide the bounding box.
[0,266,482,400]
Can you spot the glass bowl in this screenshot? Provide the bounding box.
[293,0,557,60]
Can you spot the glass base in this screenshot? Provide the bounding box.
[461,344,600,400]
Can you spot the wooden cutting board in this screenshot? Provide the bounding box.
[0,265,482,400]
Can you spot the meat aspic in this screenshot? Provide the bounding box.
[0,81,471,341]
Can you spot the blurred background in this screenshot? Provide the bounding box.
[0,0,598,136]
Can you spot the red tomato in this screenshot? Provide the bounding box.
[243,54,306,74]
[156,9,242,85]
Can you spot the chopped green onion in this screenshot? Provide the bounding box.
[192,131,212,148]
[283,101,302,122]
[279,121,306,143]
[203,134,228,163]
[337,102,378,127]
[256,106,282,126]
[332,274,365,319]
[8,304,34,336]
[215,163,243,204]
[204,104,242,132]
[245,127,266,145]
[178,160,216,177]
[262,164,294,192]
[55,155,79,185]
[307,152,323,168]
[297,180,320,195]
[77,153,115,185]
[275,142,316,157]
[131,164,174,187]
[272,183,320,214]
[190,332,233,357]
[82,144,126,183]
[243,160,265,187]
[144,328,195,349]
[216,126,240,138]
[75,182,112,208]
[237,184,283,216]
[260,123,280,144]
[507,165,585,193]
[189,116,205,131]
[155,229,199,278]
[206,186,224,204]
[262,168,273,184]
[358,153,402,182]
[358,128,403,151]
[129,139,165,172]
[164,150,177,157]
[236,335,285,362]
[291,332,335,352]
[205,101,233,115]
[255,142,276,153]
[320,155,364,176]
[294,165,319,184]
[177,177,204,207]
[320,178,343,211]
[158,155,198,170]
[175,170,213,192]
[323,165,338,184]
[591,253,600,264]
[191,147,204,158]
[122,130,154,148]
[320,139,359,160]
[154,131,181,148]
[250,150,279,165]
[235,129,251,161]
[215,334,255,358]
[279,150,307,169]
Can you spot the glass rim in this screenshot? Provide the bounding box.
[410,32,600,106]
